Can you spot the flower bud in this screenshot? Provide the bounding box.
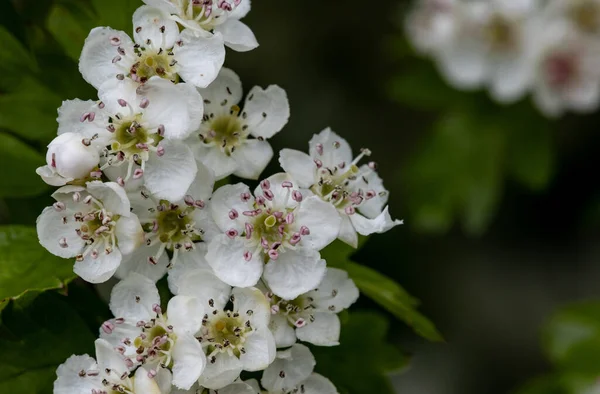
[46,132,100,180]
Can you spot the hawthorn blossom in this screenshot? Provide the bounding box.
[248,344,339,394]
[80,6,225,90]
[117,167,217,281]
[37,182,143,283]
[191,67,290,180]
[54,339,170,394]
[100,273,206,390]
[405,0,458,55]
[531,21,600,116]
[266,268,359,348]
[279,128,402,248]
[37,132,102,187]
[206,173,341,299]
[56,76,203,201]
[141,0,258,52]
[545,0,600,36]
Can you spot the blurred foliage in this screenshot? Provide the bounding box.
[389,38,555,236]
[514,301,600,394]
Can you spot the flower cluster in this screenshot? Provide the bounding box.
[406,0,600,117]
[39,1,403,393]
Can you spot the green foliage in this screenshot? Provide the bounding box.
[0,226,76,302]
[313,311,409,394]
[0,133,48,198]
[0,290,96,394]
[322,239,443,342]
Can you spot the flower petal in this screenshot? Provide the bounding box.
[197,353,243,390]
[239,328,276,371]
[185,160,215,202]
[97,77,139,115]
[349,206,403,235]
[293,196,341,250]
[54,355,101,394]
[133,366,165,394]
[79,27,134,89]
[197,67,243,116]
[167,295,205,335]
[193,143,239,180]
[37,206,84,258]
[215,20,258,52]
[296,312,340,346]
[337,213,358,248]
[172,332,207,389]
[230,0,252,19]
[244,85,289,139]
[209,183,255,232]
[301,374,339,394]
[232,139,273,180]
[269,313,297,348]
[57,99,109,141]
[109,272,158,321]
[309,268,359,312]
[116,243,169,283]
[278,149,316,188]
[308,128,353,169]
[144,140,198,201]
[73,248,122,284]
[233,287,271,328]
[133,5,179,49]
[114,214,144,255]
[36,165,68,187]
[263,248,326,300]
[261,344,315,392]
[86,181,131,216]
[95,338,128,375]
[174,30,226,88]
[206,234,263,287]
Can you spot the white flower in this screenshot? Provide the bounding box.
[531,21,600,116]
[405,0,458,55]
[56,76,203,201]
[79,6,225,90]
[37,182,144,283]
[431,0,539,101]
[117,165,217,281]
[100,273,206,390]
[545,0,600,36]
[54,339,170,394]
[141,0,258,52]
[172,381,256,394]
[206,173,340,299]
[190,67,290,180]
[197,287,276,389]
[279,128,402,248]
[37,132,102,187]
[266,268,359,348]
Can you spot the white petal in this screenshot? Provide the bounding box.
[209,183,255,232]
[261,344,315,393]
[194,203,222,242]
[233,287,271,328]
[296,313,340,346]
[301,374,339,394]
[245,379,261,394]
[172,333,207,389]
[308,128,353,169]
[36,206,84,258]
[116,243,169,283]
[243,85,289,139]
[215,20,258,52]
[293,196,341,250]
[114,214,144,255]
[167,296,204,335]
[206,234,263,287]
[79,27,134,89]
[138,77,200,140]
[95,338,128,376]
[263,249,326,300]
[144,140,198,201]
[185,160,215,202]
[239,329,276,371]
[97,77,139,115]
[133,366,164,394]
[231,139,273,180]
[167,243,211,291]
[54,355,101,394]
[194,143,239,180]
[230,0,252,20]
[47,132,100,180]
[337,213,358,248]
[98,321,141,359]
[353,164,388,219]
[269,313,297,348]
[349,206,403,235]
[154,367,174,394]
[197,353,243,390]
[109,272,158,321]
[217,382,257,394]
[133,5,179,49]
[37,165,68,187]
[253,173,298,209]
[278,149,316,188]
[73,248,122,284]
[141,0,179,14]
[57,99,109,141]
[197,67,243,116]
[174,30,226,88]
[309,268,359,312]
[87,181,131,216]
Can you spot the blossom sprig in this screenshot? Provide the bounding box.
[405,0,600,117]
[38,1,404,392]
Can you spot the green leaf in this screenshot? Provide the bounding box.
[0,291,95,393]
[91,0,140,32]
[0,226,76,302]
[313,311,409,394]
[512,375,564,394]
[0,78,62,142]
[507,121,554,191]
[0,26,37,76]
[321,240,443,342]
[0,132,48,198]
[47,5,94,61]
